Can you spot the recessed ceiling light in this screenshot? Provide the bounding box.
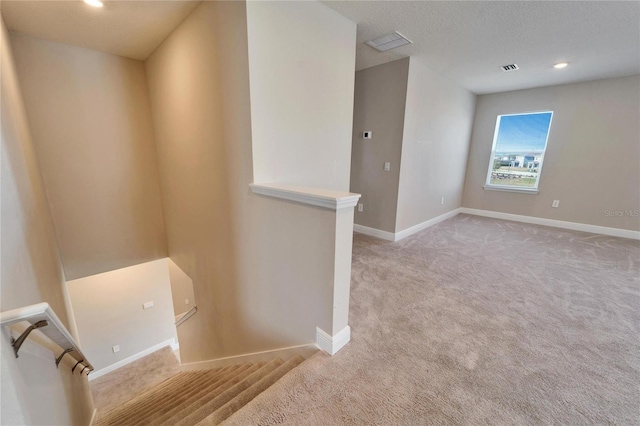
[84,0,104,8]
[554,62,568,69]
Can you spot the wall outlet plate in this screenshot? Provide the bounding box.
[112,345,120,353]
[363,131,372,139]
[552,200,560,208]
[143,301,154,310]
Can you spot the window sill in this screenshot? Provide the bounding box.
[483,185,539,195]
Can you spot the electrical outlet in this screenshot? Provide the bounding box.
[185,299,190,305]
[552,200,560,208]
[357,203,364,212]
[112,345,120,353]
[441,197,444,205]
[384,162,391,172]
[143,301,154,310]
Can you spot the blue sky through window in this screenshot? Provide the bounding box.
[495,112,552,154]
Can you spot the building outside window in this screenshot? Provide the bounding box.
[485,111,553,192]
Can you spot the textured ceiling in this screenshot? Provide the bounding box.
[2,1,638,93]
[0,0,201,60]
[323,1,640,94]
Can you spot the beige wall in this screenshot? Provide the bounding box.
[396,57,476,232]
[145,1,357,363]
[1,15,94,425]
[67,259,177,373]
[462,75,640,231]
[351,58,409,233]
[247,0,356,191]
[10,33,167,280]
[168,259,195,318]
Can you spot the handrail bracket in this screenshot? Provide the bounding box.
[11,320,48,358]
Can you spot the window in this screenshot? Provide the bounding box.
[485,111,553,192]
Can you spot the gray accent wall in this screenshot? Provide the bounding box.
[350,58,409,233]
[462,75,640,232]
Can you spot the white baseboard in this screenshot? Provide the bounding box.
[460,208,640,240]
[354,208,462,242]
[88,338,177,381]
[353,224,395,241]
[180,343,319,371]
[395,208,462,241]
[316,326,350,356]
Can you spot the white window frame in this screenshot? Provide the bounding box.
[483,111,553,194]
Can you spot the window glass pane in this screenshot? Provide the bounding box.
[487,112,552,189]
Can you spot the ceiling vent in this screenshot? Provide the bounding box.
[500,64,519,72]
[365,31,412,52]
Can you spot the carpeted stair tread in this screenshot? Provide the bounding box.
[147,361,268,425]
[117,363,252,426]
[197,355,305,425]
[96,355,308,426]
[97,371,201,425]
[97,365,239,426]
[173,358,285,426]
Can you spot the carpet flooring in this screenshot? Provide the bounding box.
[224,214,640,425]
[90,346,181,414]
[95,356,305,426]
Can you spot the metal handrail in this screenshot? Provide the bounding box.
[175,306,197,327]
[0,302,94,374]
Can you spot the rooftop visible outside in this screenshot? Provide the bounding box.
[486,111,553,190]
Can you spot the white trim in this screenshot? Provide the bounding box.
[483,185,539,194]
[460,208,640,240]
[89,408,98,426]
[316,326,350,355]
[353,224,395,241]
[250,183,361,210]
[180,344,318,370]
[395,208,462,241]
[353,209,462,242]
[88,338,177,381]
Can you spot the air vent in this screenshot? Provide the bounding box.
[365,31,412,52]
[500,64,519,72]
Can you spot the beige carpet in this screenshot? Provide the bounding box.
[224,214,640,425]
[95,355,305,425]
[90,346,181,414]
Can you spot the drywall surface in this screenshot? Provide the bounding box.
[395,57,476,232]
[66,259,177,372]
[168,259,195,318]
[462,75,640,231]
[145,1,355,363]
[350,58,409,233]
[246,0,356,191]
[10,33,167,280]
[1,15,94,425]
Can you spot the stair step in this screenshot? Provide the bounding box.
[98,371,200,425]
[118,364,251,426]
[173,358,284,426]
[98,366,236,426]
[198,355,305,425]
[95,355,307,426]
[146,362,267,425]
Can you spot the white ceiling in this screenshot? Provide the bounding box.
[1,1,638,93]
[323,1,640,94]
[0,0,201,60]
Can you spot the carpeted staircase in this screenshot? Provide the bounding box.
[96,355,305,426]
